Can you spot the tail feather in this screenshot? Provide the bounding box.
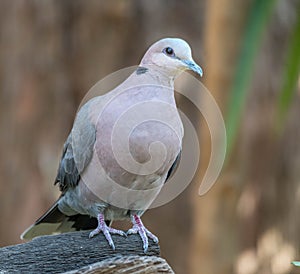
[21,200,99,240]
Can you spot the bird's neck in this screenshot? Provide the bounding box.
[114,65,177,105]
[139,64,176,88]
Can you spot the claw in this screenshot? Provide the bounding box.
[127,214,159,253]
[89,213,126,250]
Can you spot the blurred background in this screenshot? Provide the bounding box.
[0,0,300,273]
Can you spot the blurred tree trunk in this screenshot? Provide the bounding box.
[190,0,252,273]
[190,0,300,274]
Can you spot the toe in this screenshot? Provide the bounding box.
[89,229,100,238]
[102,229,115,249]
[145,229,159,243]
[137,228,149,253]
[108,227,127,237]
[142,236,149,253]
[109,241,115,250]
[127,227,138,235]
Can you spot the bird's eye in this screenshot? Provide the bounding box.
[163,47,175,57]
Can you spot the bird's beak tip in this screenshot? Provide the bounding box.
[182,60,203,77]
[198,69,203,77]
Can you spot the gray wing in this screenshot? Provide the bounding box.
[165,151,181,183]
[55,103,96,192]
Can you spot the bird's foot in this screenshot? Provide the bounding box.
[127,214,158,253]
[89,213,126,250]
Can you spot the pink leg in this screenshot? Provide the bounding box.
[89,213,126,250]
[127,214,159,252]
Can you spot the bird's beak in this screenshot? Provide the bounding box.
[182,59,203,77]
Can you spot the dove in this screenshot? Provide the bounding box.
[21,38,203,252]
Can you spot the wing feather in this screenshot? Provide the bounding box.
[55,103,96,192]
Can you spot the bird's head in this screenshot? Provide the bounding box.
[140,38,203,79]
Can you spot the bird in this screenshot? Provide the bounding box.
[21,37,203,252]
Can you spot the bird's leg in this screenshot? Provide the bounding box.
[89,213,126,250]
[127,214,159,252]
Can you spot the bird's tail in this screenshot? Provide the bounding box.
[21,199,98,240]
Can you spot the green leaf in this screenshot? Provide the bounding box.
[225,0,277,155]
[276,9,300,131]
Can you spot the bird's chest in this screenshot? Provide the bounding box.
[128,121,182,165]
[93,87,183,184]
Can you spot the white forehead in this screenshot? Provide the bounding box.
[145,38,192,58]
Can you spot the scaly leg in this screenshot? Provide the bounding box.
[89,213,126,250]
[127,214,159,252]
